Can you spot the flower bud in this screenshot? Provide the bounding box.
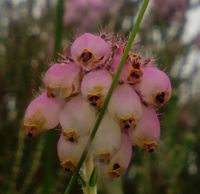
[107,132,132,178]
[57,134,87,172]
[108,84,142,131]
[59,96,96,142]
[43,63,81,98]
[92,114,121,164]
[71,33,111,71]
[134,65,172,107]
[81,70,112,109]
[23,92,62,137]
[129,105,160,152]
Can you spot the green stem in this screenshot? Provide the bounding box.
[63,1,149,194]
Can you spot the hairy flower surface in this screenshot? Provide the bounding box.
[108,84,142,131]
[81,69,112,108]
[129,105,160,152]
[59,96,96,142]
[134,65,172,107]
[23,92,62,136]
[43,63,81,98]
[71,33,111,71]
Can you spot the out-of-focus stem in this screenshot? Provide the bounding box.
[63,1,150,194]
[7,128,25,194]
[53,0,64,57]
[20,137,45,194]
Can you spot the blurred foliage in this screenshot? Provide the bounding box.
[0,0,200,194]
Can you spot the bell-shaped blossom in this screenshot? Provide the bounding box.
[92,114,121,164]
[23,92,63,137]
[71,33,111,71]
[57,134,88,172]
[129,105,160,152]
[107,132,132,178]
[81,70,112,108]
[108,84,142,131]
[43,63,81,98]
[59,96,96,142]
[134,65,172,107]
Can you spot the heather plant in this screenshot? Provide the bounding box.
[1,0,200,194]
[22,1,173,193]
[63,0,123,31]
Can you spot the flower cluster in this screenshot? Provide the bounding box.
[23,32,172,178]
[153,0,185,21]
[63,0,123,31]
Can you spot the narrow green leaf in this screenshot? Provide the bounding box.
[89,167,98,187]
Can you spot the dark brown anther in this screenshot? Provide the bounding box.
[64,168,71,172]
[124,124,130,129]
[131,71,140,79]
[27,132,33,137]
[149,149,154,153]
[89,95,100,101]
[156,92,165,104]
[133,62,140,69]
[113,163,120,170]
[80,51,93,63]
[69,137,75,142]
[101,34,106,39]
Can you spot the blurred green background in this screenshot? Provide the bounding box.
[0,0,200,194]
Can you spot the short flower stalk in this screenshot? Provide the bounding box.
[82,156,97,194]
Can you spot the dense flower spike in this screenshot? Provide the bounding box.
[134,65,172,107]
[71,33,111,71]
[59,96,96,142]
[108,84,142,131]
[24,32,172,180]
[23,92,62,137]
[129,105,160,152]
[81,70,112,108]
[92,114,121,164]
[107,132,132,178]
[43,63,81,98]
[57,134,87,172]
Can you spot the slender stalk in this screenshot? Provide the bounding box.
[63,1,150,194]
